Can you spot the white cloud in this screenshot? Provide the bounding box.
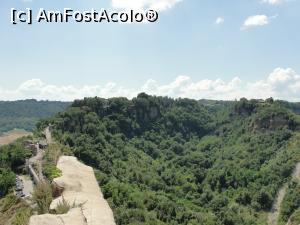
[111,0,182,11]
[1,68,300,101]
[215,17,224,25]
[243,15,270,28]
[261,0,282,5]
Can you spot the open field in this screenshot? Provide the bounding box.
[0,129,32,146]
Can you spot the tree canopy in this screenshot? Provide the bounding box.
[41,95,300,225]
[0,99,70,133]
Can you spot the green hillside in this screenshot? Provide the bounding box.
[38,94,300,225]
[0,100,70,133]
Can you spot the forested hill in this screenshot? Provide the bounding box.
[42,94,300,225]
[0,99,70,133]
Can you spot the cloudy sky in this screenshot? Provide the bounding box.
[0,0,299,101]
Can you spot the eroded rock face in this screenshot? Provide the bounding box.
[29,156,116,225]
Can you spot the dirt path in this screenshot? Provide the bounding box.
[268,163,300,225]
[44,126,53,144]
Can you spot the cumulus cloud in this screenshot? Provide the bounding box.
[111,0,182,11]
[1,68,300,102]
[242,15,270,28]
[215,17,224,25]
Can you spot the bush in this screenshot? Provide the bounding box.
[43,144,63,165]
[0,168,15,197]
[52,196,84,215]
[32,182,53,214]
[11,207,33,225]
[0,194,31,225]
[53,197,73,214]
[43,163,62,181]
[279,182,300,222]
[0,194,20,213]
[289,208,300,225]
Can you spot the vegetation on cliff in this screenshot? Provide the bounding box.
[38,94,300,225]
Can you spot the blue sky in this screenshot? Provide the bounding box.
[0,0,300,101]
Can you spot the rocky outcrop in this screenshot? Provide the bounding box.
[29,208,87,225]
[29,156,116,225]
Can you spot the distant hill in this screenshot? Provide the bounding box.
[277,101,300,115]
[0,100,70,133]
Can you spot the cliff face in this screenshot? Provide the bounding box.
[29,208,87,225]
[29,156,116,225]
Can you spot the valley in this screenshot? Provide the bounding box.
[0,96,300,225]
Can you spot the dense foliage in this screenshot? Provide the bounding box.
[42,144,70,181]
[44,94,300,225]
[279,181,300,224]
[0,132,34,224]
[0,142,32,197]
[0,99,70,133]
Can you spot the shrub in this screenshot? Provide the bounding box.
[32,181,53,214]
[289,208,300,225]
[279,182,300,222]
[0,194,20,213]
[0,194,31,225]
[53,197,72,214]
[11,207,33,225]
[43,144,63,165]
[43,163,62,181]
[0,168,15,197]
[52,196,85,215]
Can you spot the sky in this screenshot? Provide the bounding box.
[0,0,300,101]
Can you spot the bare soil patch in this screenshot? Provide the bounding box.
[0,129,32,146]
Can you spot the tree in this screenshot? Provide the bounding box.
[0,168,15,197]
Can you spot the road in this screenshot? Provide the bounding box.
[14,126,51,200]
[27,126,52,183]
[45,126,53,144]
[268,163,300,225]
[28,143,44,182]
